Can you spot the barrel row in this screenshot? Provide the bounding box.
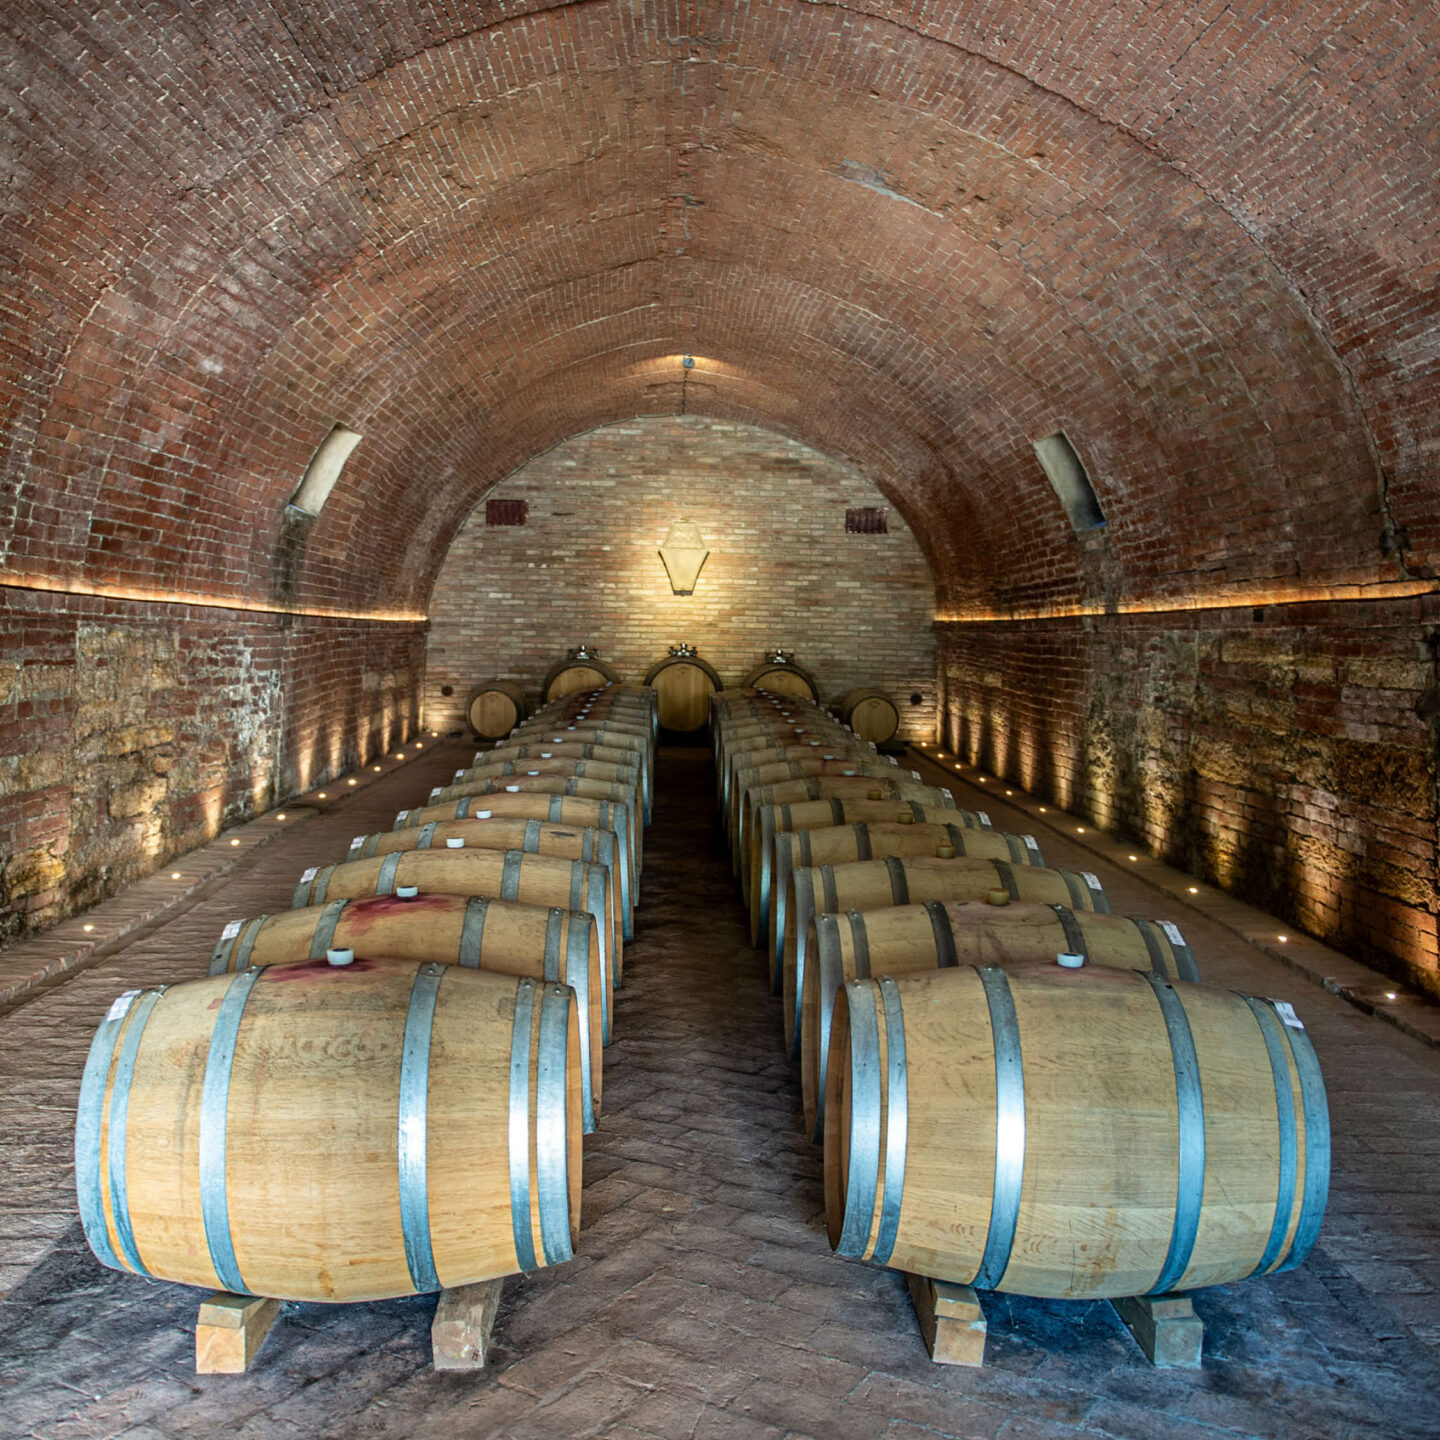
[75,682,657,1308]
[710,688,1331,1303]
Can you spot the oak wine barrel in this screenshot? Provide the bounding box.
[77,962,582,1302]
[541,649,621,701]
[741,655,819,701]
[836,688,901,745]
[803,900,1199,1139]
[209,894,603,1129]
[466,680,528,741]
[825,964,1328,1299]
[645,650,723,732]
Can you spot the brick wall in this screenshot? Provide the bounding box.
[0,586,425,944]
[938,600,1440,998]
[425,417,936,736]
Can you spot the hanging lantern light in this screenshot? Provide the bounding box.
[658,518,711,595]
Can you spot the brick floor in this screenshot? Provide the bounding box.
[1,743,1438,1437]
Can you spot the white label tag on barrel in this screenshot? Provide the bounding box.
[1083,872,1103,890]
[220,920,242,941]
[300,867,318,883]
[352,836,366,849]
[1160,920,1186,946]
[909,770,921,780]
[976,812,991,827]
[940,788,954,802]
[1273,1001,1305,1030]
[1024,834,1040,850]
[396,810,409,823]
[454,770,465,781]
[505,785,521,792]
[475,809,492,817]
[105,990,141,1023]
[429,788,442,801]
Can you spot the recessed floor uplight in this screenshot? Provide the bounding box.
[277,813,287,820]
[171,872,182,880]
[317,792,327,799]
[83,924,95,932]
[1039,807,1047,813]
[348,778,358,786]
[415,742,423,748]
[1188,886,1198,894]
[230,839,240,847]
[1128,854,1138,861]
[1005,790,1013,796]
[1076,827,1085,834]
[373,765,382,772]
[1385,991,1398,1001]
[1277,934,1288,943]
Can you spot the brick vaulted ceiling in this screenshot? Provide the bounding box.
[1,2,1436,622]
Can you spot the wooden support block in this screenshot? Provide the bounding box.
[432,1277,505,1370]
[195,1292,282,1374]
[1111,1293,1204,1369]
[906,1272,987,1367]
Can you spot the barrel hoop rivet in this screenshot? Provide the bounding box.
[873,976,909,1266]
[397,963,444,1294]
[1145,974,1206,1294]
[200,967,263,1295]
[974,966,1025,1291]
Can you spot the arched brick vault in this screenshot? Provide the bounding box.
[3,0,1435,619]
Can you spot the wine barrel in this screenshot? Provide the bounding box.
[466,680,528,741]
[825,964,1328,1298]
[803,900,1200,1140]
[719,739,881,826]
[291,848,621,996]
[394,791,637,893]
[836,688,901,745]
[76,962,582,1302]
[645,652,722,732]
[397,780,641,876]
[726,757,898,845]
[717,721,859,780]
[346,818,630,940]
[470,739,653,819]
[433,756,639,801]
[780,853,1108,1051]
[741,657,819,701]
[209,894,603,1130]
[541,650,621,702]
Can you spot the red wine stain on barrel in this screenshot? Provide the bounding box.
[342,892,454,936]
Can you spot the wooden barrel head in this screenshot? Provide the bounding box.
[644,655,722,732]
[839,688,901,744]
[743,662,818,701]
[466,680,527,740]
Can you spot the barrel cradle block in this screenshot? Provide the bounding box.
[432,1277,506,1370]
[196,1292,283,1374]
[801,901,1200,1143]
[209,892,605,1129]
[905,1274,987,1368]
[825,965,1329,1302]
[76,963,583,1304]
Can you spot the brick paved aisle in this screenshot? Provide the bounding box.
[2,744,1440,1438]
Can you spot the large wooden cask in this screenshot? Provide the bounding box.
[719,738,881,823]
[741,655,819,701]
[76,962,583,1302]
[726,758,902,856]
[433,756,639,799]
[466,680,528,741]
[825,964,1328,1298]
[290,848,621,994]
[836,688,901,745]
[804,901,1200,1140]
[541,649,621,701]
[779,854,1107,1048]
[209,894,603,1129]
[347,818,630,940]
[645,650,722,732]
[475,740,652,813]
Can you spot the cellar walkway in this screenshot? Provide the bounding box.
[2,742,1440,1439]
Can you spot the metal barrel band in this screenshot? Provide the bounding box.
[105,987,162,1276]
[1004,832,1027,865]
[565,913,596,1131]
[829,798,845,825]
[872,975,909,1266]
[536,984,575,1264]
[974,966,1025,1291]
[376,850,403,896]
[990,858,1020,901]
[946,823,968,857]
[1049,904,1089,960]
[199,967,263,1295]
[508,978,539,1270]
[501,849,524,901]
[232,916,266,973]
[312,865,333,905]
[398,963,445,1294]
[307,900,348,960]
[291,869,317,908]
[925,900,959,967]
[459,896,491,966]
[76,991,142,1271]
[525,817,543,851]
[884,854,909,905]
[1134,918,1174,979]
[208,927,235,974]
[1241,996,1300,1276]
[1145,974,1206,1295]
[848,909,873,981]
[417,822,438,850]
[907,801,924,820]
[569,862,585,916]
[1058,867,1090,912]
[1274,1007,1330,1272]
[852,822,873,862]
[543,908,565,981]
[836,980,883,1259]
[820,864,839,916]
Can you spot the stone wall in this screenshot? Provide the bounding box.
[0,587,425,944]
[424,416,938,737]
[938,598,1440,998]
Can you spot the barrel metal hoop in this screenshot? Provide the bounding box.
[200,967,262,1295]
[307,900,349,960]
[457,896,491,967]
[873,976,909,1266]
[543,909,565,981]
[231,916,266,973]
[1004,832,1026,865]
[291,869,317,909]
[208,926,236,976]
[1058,868,1089,911]
[1169,937,1200,984]
[1241,996,1299,1276]
[848,910,873,980]
[907,801,924,820]
[836,980,883,1259]
[852,823,873,862]
[1048,905,1088,960]
[990,858,1019,901]
[105,987,162,1276]
[548,795,564,821]
[508,979,539,1270]
[829,798,846,825]
[1274,1009,1330,1273]
[536,984,574,1265]
[1144,974,1207,1295]
[525,817,543,851]
[565,915,596,1132]
[501,850,524,901]
[925,901,959,968]
[581,826,595,864]
[974,966,1025,1291]
[946,823,968,857]
[820,865,839,916]
[376,851,403,897]
[417,822,438,850]
[312,866,333,905]
[1134,918,1174,980]
[885,855,910,906]
[76,992,142,1270]
[569,862,584,915]
[456,796,474,817]
[397,962,445,1294]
